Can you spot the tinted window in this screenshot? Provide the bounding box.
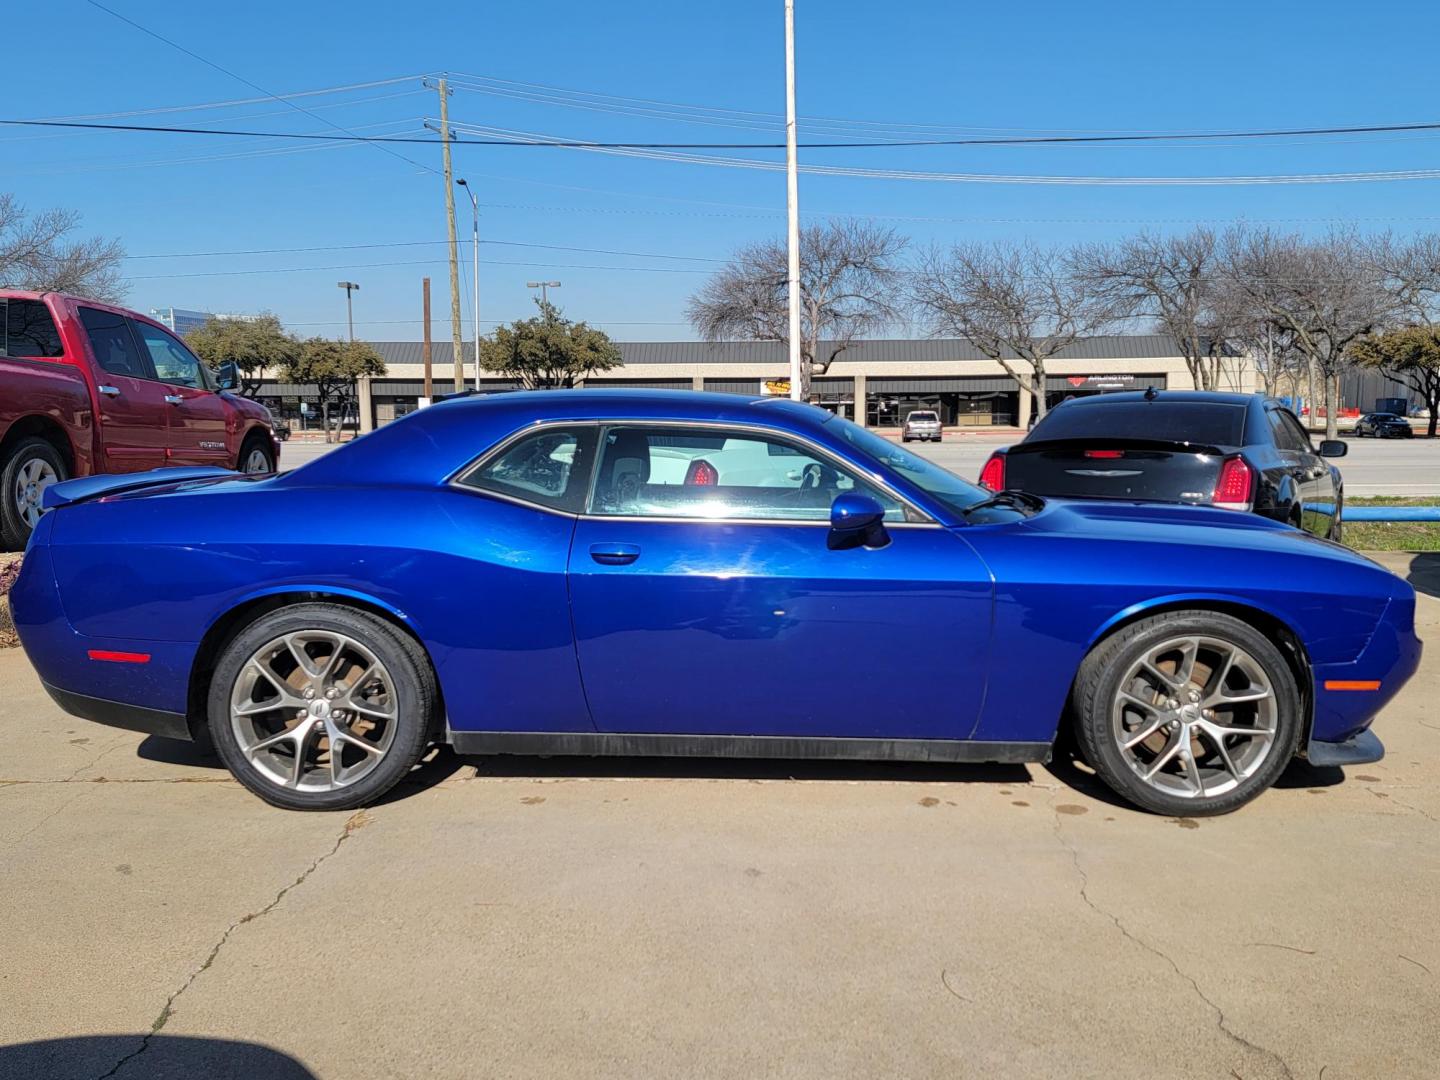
[1276,409,1312,452]
[2,299,65,358]
[589,426,907,522]
[78,307,152,379]
[1030,401,1247,447]
[133,321,203,387]
[460,426,597,513]
[830,417,988,516]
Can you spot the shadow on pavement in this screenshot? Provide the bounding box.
[0,1034,314,1080]
[1405,553,1440,599]
[1274,758,1346,789]
[460,752,1033,786]
[137,736,225,770]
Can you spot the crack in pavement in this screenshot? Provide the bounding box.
[1049,796,1296,1080]
[94,808,374,1080]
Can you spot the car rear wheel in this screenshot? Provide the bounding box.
[208,603,436,810]
[1073,612,1301,816]
[1,437,67,550]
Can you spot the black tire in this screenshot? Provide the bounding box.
[238,433,276,475]
[1,437,68,550]
[208,603,437,810]
[1072,611,1302,816]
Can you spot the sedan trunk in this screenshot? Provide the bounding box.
[1002,438,1231,505]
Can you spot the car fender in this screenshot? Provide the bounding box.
[1085,590,1304,654]
[204,583,425,642]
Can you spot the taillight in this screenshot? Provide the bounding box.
[1212,455,1253,511]
[979,452,1006,492]
[685,459,718,486]
[1083,449,1124,459]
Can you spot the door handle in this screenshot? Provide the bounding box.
[589,542,641,566]
[164,394,184,405]
[97,385,121,397]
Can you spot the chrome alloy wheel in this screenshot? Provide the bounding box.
[1111,635,1278,800]
[14,457,57,528]
[230,631,398,791]
[243,447,273,474]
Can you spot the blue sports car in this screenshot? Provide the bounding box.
[12,390,1421,816]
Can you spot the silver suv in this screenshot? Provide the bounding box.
[901,409,942,443]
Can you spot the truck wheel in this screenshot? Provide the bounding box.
[1,438,68,550]
[239,434,276,475]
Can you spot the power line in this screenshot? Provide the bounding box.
[82,1,436,176]
[14,113,1440,150]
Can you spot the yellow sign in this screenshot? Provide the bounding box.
[761,378,791,396]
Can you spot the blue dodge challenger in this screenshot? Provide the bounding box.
[11,390,1421,815]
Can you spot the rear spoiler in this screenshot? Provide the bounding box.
[41,466,237,510]
[1014,436,1229,456]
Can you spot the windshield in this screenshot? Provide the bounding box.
[828,416,990,516]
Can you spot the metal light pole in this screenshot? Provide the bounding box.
[457,178,480,390]
[336,281,359,342]
[527,280,561,306]
[784,0,803,402]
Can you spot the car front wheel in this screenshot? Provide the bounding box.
[1072,612,1301,816]
[208,603,437,810]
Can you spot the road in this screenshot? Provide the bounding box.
[278,430,1440,497]
[1,555,1436,1079]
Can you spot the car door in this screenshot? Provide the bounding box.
[130,320,232,467]
[75,306,171,473]
[567,423,994,740]
[1268,406,1332,536]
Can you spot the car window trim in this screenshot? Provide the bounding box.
[449,418,936,525]
[585,420,935,526]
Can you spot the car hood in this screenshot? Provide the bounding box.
[1019,496,1379,569]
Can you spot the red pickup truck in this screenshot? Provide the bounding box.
[0,290,279,548]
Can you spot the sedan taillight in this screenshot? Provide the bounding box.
[979,452,1006,492]
[1212,455,1254,511]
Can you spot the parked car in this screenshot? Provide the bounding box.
[0,291,280,548]
[1353,412,1414,439]
[13,390,1418,818]
[901,409,942,443]
[272,417,292,441]
[979,391,1347,542]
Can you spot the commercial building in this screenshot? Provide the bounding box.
[150,307,263,336]
[317,334,1254,431]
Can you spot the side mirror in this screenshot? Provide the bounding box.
[215,361,238,392]
[1319,439,1347,458]
[829,493,889,550]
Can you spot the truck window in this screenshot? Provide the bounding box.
[132,321,205,388]
[2,299,65,358]
[78,306,154,380]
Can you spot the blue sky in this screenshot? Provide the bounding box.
[7,0,1440,341]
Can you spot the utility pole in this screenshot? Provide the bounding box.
[784,0,803,402]
[336,281,359,438]
[422,277,433,402]
[457,178,481,390]
[437,77,465,394]
[336,281,359,342]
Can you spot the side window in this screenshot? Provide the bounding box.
[2,299,65,358]
[78,306,152,380]
[458,426,598,514]
[132,321,204,388]
[588,426,908,522]
[1279,410,1313,453]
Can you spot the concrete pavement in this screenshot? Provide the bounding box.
[1,554,1437,1079]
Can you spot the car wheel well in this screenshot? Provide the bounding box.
[1077,600,1313,745]
[186,592,445,742]
[0,416,74,475]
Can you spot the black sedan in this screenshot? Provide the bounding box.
[1353,412,1413,438]
[979,391,1347,540]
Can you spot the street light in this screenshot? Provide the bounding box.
[336,281,359,342]
[456,178,480,391]
[526,280,561,305]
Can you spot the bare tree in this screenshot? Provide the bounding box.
[0,194,125,302]
[910,240,1113,422]
[687,219,906,400]
[1224,227,1396,440]
[1071,228,1247,391]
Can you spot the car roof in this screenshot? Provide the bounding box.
[283,389,838,489]
[1052,389,1258,408]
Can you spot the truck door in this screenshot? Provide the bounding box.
[76,306,170,473]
